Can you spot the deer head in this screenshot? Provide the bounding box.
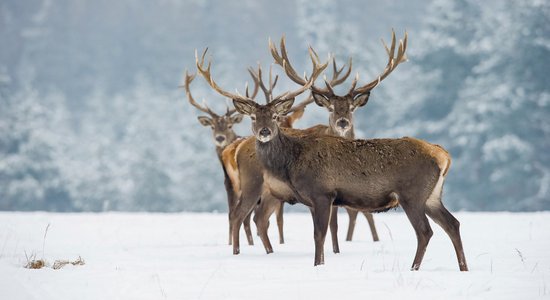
[270,30,407,138]
[195,48,326,143]
[183,70,254,148]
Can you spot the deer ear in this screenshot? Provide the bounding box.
[352,92,370,110]
[232,98,255,115]
[273,98,295,115]
[197,116,213,127]
[230,114,244,124]
[312,91,331,109]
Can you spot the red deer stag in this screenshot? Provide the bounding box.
[269,31,407,242]
[195,47,329,255]
[228,34,469,271]
[246,59,351,252]
[182,70,258,245]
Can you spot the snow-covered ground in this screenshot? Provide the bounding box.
[0,211,548,299]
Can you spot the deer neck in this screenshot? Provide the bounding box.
[215,133,240,164]
[255,131,301,181]
[327,125,355,140]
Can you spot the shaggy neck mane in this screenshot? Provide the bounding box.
[256,131,302,181]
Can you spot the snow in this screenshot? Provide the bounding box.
[0,211,548,299]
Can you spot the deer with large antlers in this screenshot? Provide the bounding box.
[221,32,468,270]
[268,33,409,242]
[182,70,259,246]
[245,58,355,253]
[196,47,332,255]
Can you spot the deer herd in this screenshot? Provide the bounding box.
[182,30,469,271]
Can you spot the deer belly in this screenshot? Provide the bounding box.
[335,184,400,212]
[263,174,299,205]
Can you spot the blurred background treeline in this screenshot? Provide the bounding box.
[1,0,548,212]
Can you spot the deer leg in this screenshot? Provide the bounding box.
[401,200,433,271]
[425,201,468,271]
[276,201,285,244]
[345,208,359,241]
[362,211,380,242]
[230,199,259,255]
[253,195,277,254]
[329,206,340,253]
[228,212,233,245]
[243,211,254,246]
[310,199,333,266]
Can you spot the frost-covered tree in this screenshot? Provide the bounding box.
[0,72,73,211]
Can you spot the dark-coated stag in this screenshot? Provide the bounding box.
[195,47,327,255]
[269,33,410,242]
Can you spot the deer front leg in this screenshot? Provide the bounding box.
[276,201,284,244]
[329,206,340,253]
[230,200,258,255]
[310,199,333,266]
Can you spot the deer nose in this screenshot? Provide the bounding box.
[259,127,271,137]
[215,135,226,143]
[337,118,349,129]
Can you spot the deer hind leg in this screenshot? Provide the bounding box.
[275,201,285,244]
[401,198,433,271]
[425,180,468,271]
[363,211,380,242]
[345,208,359,241]
[227,211,233,245]
[329,206,340,253]
[243,211,254,246]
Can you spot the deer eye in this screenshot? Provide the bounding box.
[250,115,256,121]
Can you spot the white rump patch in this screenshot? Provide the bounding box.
[426,174,444,209]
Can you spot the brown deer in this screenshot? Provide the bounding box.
[246,60,350,251]
[182,71,258,246]
[195,48,329,255]
[268,32,407,242]
[216,34,468,271]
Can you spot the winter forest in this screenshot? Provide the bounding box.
[1,0,549,212]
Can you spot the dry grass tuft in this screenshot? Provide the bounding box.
[52,256,85,270]
[24,251,47,269]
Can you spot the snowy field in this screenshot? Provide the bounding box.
[0,211,548,299]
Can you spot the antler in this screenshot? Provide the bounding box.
[247,64,279,103]
[197,47,324,104]
[182,70,218,117]
[196,48,251,102]
[349,29,408,96]
[269,36,352,96]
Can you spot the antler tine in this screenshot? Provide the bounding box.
[244,69,260,100]
[195,48,249,102]
[248,63,281,103]
[276,47,328,100]
[330,57,352,86]
[285,94,315,114]
[268,64,280,102]
[269,36,309,87]
[323,75,335,95]
[353,29,408,95]
[182,69,217,117]
[248,64,270,103]
[225,104,237,116]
